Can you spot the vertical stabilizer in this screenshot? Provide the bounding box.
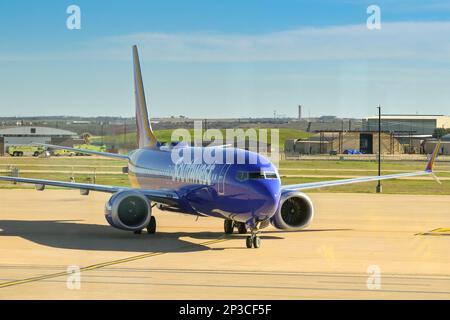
[426,141,441,172]
[133,45,158,148]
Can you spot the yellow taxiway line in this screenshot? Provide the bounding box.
[0,237,230,289]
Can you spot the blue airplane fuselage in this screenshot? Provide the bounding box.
[127,146,281,224]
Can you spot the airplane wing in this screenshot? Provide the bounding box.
[0,176,180,206]
[281,142,441,191]
[37,143,129,160]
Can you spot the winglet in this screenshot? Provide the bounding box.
[425,141,441,172]
[133,45,158,148]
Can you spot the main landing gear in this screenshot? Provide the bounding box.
[224,220,234,234]
[224,220,248,234]
[236,222,247,234]
[134,216,156,234]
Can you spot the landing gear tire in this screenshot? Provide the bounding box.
[146,216,156,234]
[236,222,247,234]
[224,220,234,234]
[134,230,142,234]
[246,236,253,248]
[252,236,261,248]
[246,235,261,248]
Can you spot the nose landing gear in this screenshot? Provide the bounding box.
[246,228,261,248]
[224,218,262,248]
[246,234,261,248]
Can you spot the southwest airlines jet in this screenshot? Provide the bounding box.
[0,46,441,248]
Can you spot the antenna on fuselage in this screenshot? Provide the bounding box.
[133,45,158,148]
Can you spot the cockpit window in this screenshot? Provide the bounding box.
[236,171,278,181]
[248,172,265,179]
[264,172,278,179]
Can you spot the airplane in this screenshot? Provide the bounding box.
[0,46,442,248]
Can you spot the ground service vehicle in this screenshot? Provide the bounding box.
[73,144,107,156]
[7,145,44,157]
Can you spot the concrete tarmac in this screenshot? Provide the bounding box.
[0,189,449,299]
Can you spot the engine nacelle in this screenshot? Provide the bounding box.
[105,190,151,231]
[270,191,314,230]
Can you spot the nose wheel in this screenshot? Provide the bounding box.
[246,230,261,248]
[224,219,261,248]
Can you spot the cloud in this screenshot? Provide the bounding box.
[1,21,450,63]
[97,21,450,62]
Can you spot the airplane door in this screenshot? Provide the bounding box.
[217,165,231,195]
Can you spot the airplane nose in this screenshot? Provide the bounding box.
[253,181,280,221]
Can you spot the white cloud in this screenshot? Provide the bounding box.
[1,21,450,64]
[97,21,450,62]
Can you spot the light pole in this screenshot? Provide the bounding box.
[100,122,104,146]
[124,119,127,149]
[376,105,382,193]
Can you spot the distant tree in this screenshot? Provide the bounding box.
[81,132,92,144]
[433,128,450,139]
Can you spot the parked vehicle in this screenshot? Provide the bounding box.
[52,149,75,157]
[6,145,45,157]
[72,144,107,156]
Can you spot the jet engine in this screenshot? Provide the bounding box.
[105,190,151,231]
[270,191,314,230]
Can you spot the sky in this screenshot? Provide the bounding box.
[0,0,450,118]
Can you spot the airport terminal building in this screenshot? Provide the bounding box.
[363,115,450,136]
[0,126,80,154]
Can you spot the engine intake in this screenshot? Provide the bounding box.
[270,191,314,230]
[105,190,151,231]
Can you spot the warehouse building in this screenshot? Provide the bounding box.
[363,115,450,136]
[285,131,403,155]
[423,135,450,155]
[0,126,81,153]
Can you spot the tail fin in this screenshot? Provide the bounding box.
[133,45,158,148]
[425,141,441,172]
